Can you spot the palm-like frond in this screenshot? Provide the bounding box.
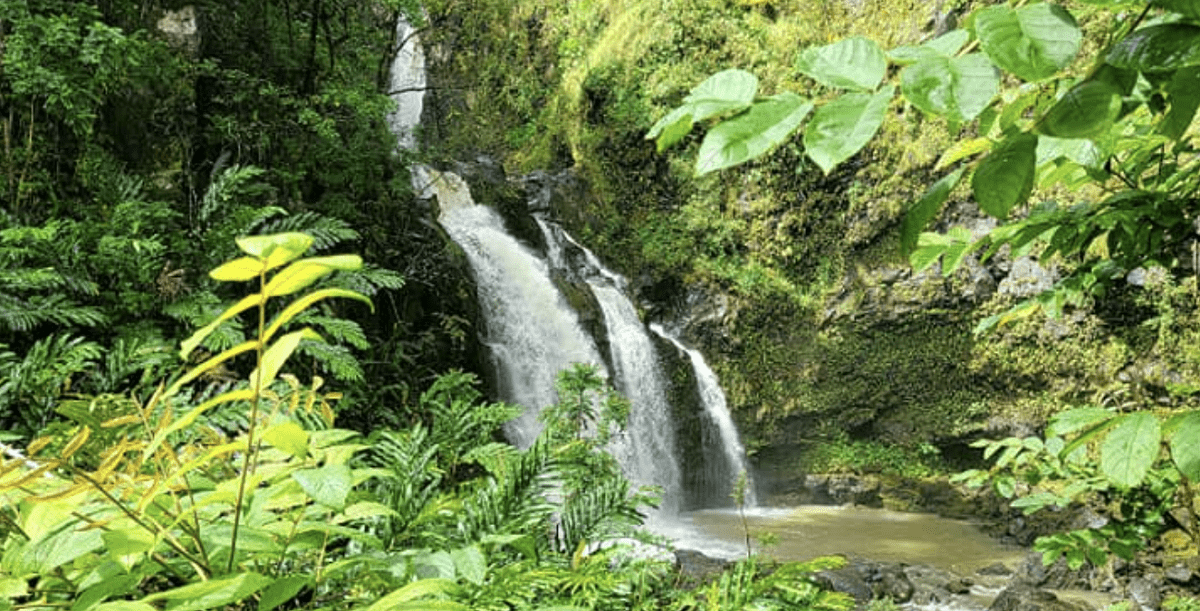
[557,474,644,554]
[0,294,106,332]
[457,437,559,547]
[0,334,103,434]
[256,211,360,251]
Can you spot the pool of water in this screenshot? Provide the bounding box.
[666,505,1026,575]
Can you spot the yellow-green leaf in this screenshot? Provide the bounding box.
[236,233,313,268]
[249,328,322,389]
[209,257,263,282]
[142,573,274,611]
[262,421,309,458]
[263,288,373,344]
[936,137,993,171]
[168,340,258,397]
[178,294,261,360]
[142,389,255,461]
[263,255,363,298]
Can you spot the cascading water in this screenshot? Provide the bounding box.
[652,324,757,507]
[386,12,754,520]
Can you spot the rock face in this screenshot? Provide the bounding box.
[156,6,200,57]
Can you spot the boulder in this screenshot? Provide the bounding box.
[989,585,1087,611]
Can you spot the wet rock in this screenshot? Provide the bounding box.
[1014,553,1094,590]
[1165,562,1194,585]
[673,549,729,583]
[979,562,1013,576]
[904,564,966,606]
[816,567,874,603]
[989,585,1087,611]
[803,474,883,507]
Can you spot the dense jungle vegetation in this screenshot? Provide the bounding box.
[3,0,1200,608]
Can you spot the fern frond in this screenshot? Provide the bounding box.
[0,294,106,332]
[296,341,364,382]
[0,267,68,291]
[292,314,369,349]
[558,475,643,553]
[256,212,359,251]
[324,264,405,296]
[458,437,558,545]
[199,165,269,224]
[462,442,521,478]
[164,294,247,352]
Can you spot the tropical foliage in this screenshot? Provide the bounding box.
[0,233,850,610]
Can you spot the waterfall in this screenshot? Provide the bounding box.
[652,324,757,507]
[385,13,754,519]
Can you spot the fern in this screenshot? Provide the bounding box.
[458,437,559,546]
[296,341,364,382]
[0,334,102,435]
[325,263,405,297]
[365,426,445,547]
[257,211,360,251]
[293,314,370,349]
[0,294,106,332]
[558,475,644,554]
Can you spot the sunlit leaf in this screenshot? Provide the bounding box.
[901,54,999,124]
[1100,412,1161,488]
[450,546,487,586]
[236,233,313,269]
[249,328,323,390]
[684,68,759,122]
[796,37,887,90]
[1047,407,1114,437]
[293,463,352,510]
[262,288,373,345]
[262,420,309,458]
[974,3,1082,81]
[696,93,813,175]
[263,255,363,298]
[178,293,260,360]
[936,137,993,171]
[804,87,894,174]
[142,573,274,611]
[210,257,264,282]
[972,132,1038,218]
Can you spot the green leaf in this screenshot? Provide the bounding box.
[936,137,993,170]
[1154,0,1200,19]
[1107,24,1200,73]
[1169,411,1200,480]
[264,255,363,298]
[450,546,487,586]
[926,29,971,57]
[1047,407,1114,437]
[92,604,156,611]
[902,169,964,255]
[1100,412,1161,488]
[101,527,155,556]
[1162,67,1200,139]
[249,328,323,389]
[972,132,1038,218]
[650,107,694,152]
[293,463,353,510]
[696,93,813,175]
[796,37,887,90]
[210,257,264,282]
[262,420,309,458]
[258,576,310,611]
[361,579,464,611]
[236,233,314,269]
[803,87,894,174]
[974,3,1082,81]
[683,68,759,122]
[1038,79,1123,138]
[901,54,999,124]
[142,574,274,611]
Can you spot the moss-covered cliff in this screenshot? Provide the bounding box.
[419,0,1200,494]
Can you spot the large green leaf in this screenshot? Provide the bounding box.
[450,546,487,586]
[210,257,264,282]
[889,30,971,65]
[258,576,310,611]
[646,69,758,151]
[1169,411,1200,480]
[1107,24,1200,73]
[1100,412,1161,488]
[262,420,309,458]
[974,3,1081,81]
[1047,407,1114,437]
[803,87,894,174]
[142,573,274,611]
[361,579,464,611]
[972,133,1038,218]
[1154,0,1200,19]
[1162,67,1200,139]
[684,68,759,122]
[796,37,887,90]
[901,54,999,124]
[902,168,964,255]
[695,93,813,175]
[248,328,322,389]
[293,463,353,510]
[1038,79,1123,138]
